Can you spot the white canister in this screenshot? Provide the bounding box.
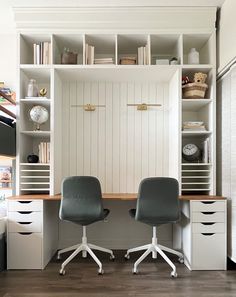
[188,48,199,64]
[27,79,39,97]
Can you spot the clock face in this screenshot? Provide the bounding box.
[182,143,200,162]
[183,144,198,156]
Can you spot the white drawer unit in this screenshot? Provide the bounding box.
[8,200,43,212]
[8,233,42,269]
[7,199,59,270]
[182,198,227,271]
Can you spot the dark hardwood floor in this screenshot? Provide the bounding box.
[0,251,236,297]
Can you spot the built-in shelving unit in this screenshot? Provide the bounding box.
[16,23,216,196]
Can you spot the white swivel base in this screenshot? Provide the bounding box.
[124,226,184,278]
[58,226,115,275]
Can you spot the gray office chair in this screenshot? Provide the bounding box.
[124,177,184,278]
[58,176,115,275]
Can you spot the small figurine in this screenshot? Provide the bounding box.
[182,76,190,85]
[194,72,207,84]
[39,88,47,97]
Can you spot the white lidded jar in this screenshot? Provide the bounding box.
[188,48,199,64]
[27,79,39,97]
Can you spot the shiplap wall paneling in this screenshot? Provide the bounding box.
[61,81,167,193]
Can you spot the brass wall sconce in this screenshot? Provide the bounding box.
[127,103,162,111]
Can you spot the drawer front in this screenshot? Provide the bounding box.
[191,201,225,212]
[8,221,42,233]
[8,200,43,212]
[7,232,42,269]
[8,211,42,223]
[192,212,225,223]
[192,233,226,270]
[192,222,225,233]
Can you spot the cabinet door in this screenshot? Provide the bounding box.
[8,233,42,269]
[192,233,226,270]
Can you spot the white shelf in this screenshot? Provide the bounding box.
[181,189,210,191]
[182,176,210,179]
[21,182,50,185]
[182,163,212,166]
[20,98,51,105]
[182,131,212,137]
[55,65,179,82]
[182,64,213,69]
[20,131,51,137]
[21,169,50,172]
[182,169,210,172]
[21,176,50,178]
[182,182,210,185]
[21,188,50,191]
[182,99,212,111]
[20,163,50,166]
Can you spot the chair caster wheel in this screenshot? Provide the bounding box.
[178,257,184,264]
[98,268,104,275]
[171,271,177,278]
[110,254,115,261]
[59,268,65,276]
[124,254,130,260]
[132,268,138,274]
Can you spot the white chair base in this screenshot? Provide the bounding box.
[58,226,114,275]
[125,226,184,278]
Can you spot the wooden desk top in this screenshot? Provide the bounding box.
[7,194,226,201]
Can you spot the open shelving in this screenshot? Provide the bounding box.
[17,31,216,196]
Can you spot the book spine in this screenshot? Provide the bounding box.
[33,43,37,64]
[36,44,40,65]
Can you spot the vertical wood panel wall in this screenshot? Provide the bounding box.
[61,81,168,193]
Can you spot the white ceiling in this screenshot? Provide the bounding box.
[0,0,226,33]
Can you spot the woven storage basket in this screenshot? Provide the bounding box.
[182,82,208,99]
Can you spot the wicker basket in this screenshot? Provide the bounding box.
[182,82,208,99]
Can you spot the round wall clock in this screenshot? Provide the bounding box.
[182,143,201,162]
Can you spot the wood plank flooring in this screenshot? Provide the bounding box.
[0,251,236,297]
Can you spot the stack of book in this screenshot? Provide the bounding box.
[183,121,206,131]
[120,57,136,65]
[138,44,149,65]
[38,142,50,163]
[33,42,51,64]
[85,43,95,65]
[94,58,114,64]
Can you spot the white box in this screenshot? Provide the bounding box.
[155,59,169,65]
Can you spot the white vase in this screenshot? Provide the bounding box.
[188,48,199,64]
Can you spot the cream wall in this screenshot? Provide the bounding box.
[217,0,236,73]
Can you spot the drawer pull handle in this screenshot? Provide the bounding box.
[18,201,32,204]
[201,233,215,236]
[18,222,32,225]
[201,212,215,215]
[18,232,32,235]
[18,211,33,214]
[201,201,215,205]
[201,222,215,225]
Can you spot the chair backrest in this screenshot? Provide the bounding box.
[59,176,104,225]
[135,177,180,225]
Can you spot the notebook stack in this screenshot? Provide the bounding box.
[183,121,206,131]
[94,58,114,64]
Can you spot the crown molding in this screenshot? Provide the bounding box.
[13,6,217,32]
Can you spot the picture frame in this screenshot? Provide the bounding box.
[0,166,12,189]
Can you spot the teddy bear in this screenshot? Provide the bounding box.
[194,72,207,84]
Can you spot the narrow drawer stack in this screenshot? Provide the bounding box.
[7,200,43,269]
[189,200,226,270]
